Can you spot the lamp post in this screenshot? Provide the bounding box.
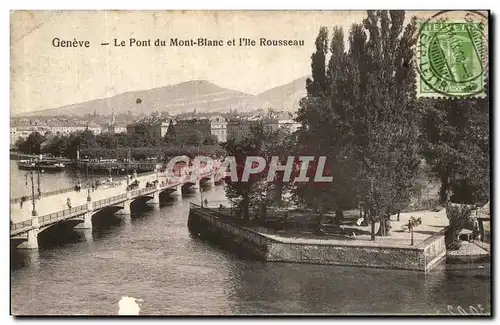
[126,149,131,188]
[200,185,204,207]
[86,160,89,182]
[26,168,39,217]
[116,143,119,177]
[36,164,41,197]
[198,167,206,208]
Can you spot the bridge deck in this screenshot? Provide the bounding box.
[10,170,217,237]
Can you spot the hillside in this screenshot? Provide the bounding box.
[16,77,309,117]
[232,77,308,112]
[19,80,252,117]
[256,77,308,110]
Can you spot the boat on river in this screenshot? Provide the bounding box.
[17,160,66,172]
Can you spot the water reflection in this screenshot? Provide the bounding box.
[11,249,40,271]
[74,229,94,244]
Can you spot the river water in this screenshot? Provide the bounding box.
[10,160,491,315]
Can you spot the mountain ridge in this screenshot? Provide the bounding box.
[14,77,309,117]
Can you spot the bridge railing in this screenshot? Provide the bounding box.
[130,187,155,197]
[38,204,88,226]
[10,166,216,204]
[10,186,84,204]
[11,219,33,231]
[93,193,127,209]
[138,187,152,195]
[160,180,181,188]
[10,167,214,204]
[9,171,162,204]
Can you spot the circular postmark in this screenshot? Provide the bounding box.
[416,11,488,97]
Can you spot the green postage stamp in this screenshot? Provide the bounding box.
[417,14,487,98]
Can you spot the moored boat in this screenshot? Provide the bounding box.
[37,160,66,171]
[17,160,37,170]
[17,160,66,172]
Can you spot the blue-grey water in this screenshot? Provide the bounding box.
[10,160,491,315]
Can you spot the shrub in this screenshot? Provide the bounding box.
[445,204,473,250]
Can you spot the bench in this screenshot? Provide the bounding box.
[457,229,473,242]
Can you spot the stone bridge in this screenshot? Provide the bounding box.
[10,166,224,249]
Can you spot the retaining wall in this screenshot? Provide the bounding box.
[188,208,446,271]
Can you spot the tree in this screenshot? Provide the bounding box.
[43,135,69,157]
[14,137,26,150]
[350,12,421,238]
[96,133,115,149]
[249,126,297,220]
[222,122,281,221]
[128,123,159,147]
[204,134,219,145]
[296,11,421,239]
[309,26,329,96]
[164,119,177,144]
[222,137,256,220]
[65,131,96,159]
[186,130,205,146]
[294,26,340,229]
[80,129,96,148]
[18,131,45,154]
[421,96,489,205]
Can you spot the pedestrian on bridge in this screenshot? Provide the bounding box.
[20,196,27,209]
[67,197,72,209]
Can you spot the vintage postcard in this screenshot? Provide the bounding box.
[10,10,490,316]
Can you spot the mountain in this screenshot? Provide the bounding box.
[256,77,308,110]
[16,77,309,117]
[19,80,252,117]
[232,77,308,112]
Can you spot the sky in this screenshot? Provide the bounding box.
[10,10,486,114]
[10,10,368,114]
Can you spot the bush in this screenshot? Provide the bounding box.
[445,204,473,250]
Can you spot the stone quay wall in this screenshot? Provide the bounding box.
[188,208,446,272]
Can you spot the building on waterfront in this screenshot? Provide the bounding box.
[10,126,18,147]
[47,121,88,135]
[263,111,301,133]
[126,116,170,138]
[226,118,261,141]
[86,122,102,135]
[225,111,300,141]
[209,116,228,143]
[102,112,125,134]
[175,118,212,138]
[103,111,117,133]
[10,119,51,144]
[11,118,104,140]
[114,126,126,134]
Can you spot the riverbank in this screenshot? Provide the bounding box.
[188,206,451,272]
